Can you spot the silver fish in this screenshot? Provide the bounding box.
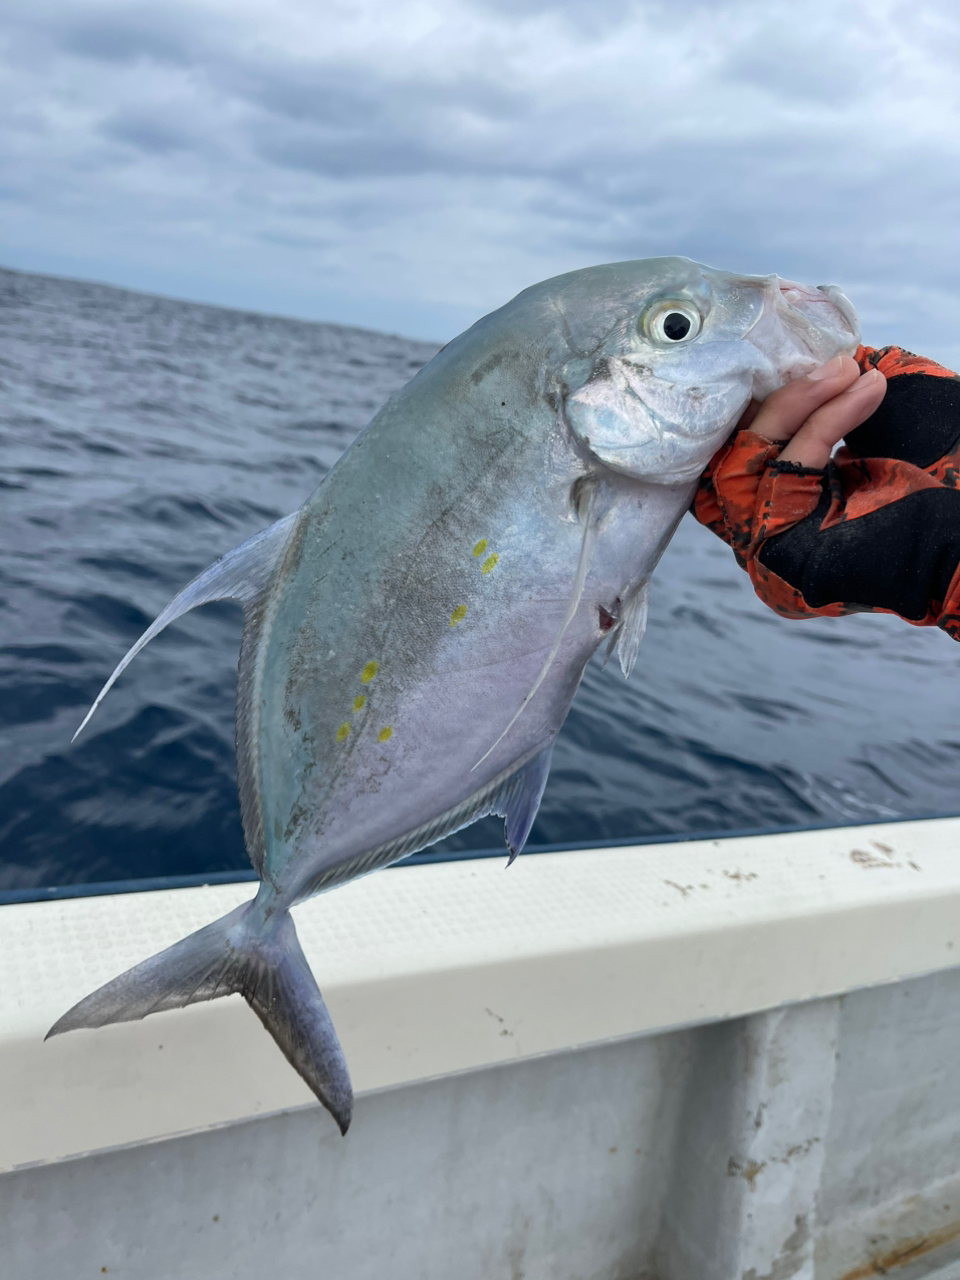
[49,258,859,1132]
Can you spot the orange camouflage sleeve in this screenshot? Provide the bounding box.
[692,346,960,640]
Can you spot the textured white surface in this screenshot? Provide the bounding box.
[1,817,960,1171]
[657,999,842,1280]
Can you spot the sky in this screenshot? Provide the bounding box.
[2,0,960,354]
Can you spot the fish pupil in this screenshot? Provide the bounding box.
[663,312,691,341]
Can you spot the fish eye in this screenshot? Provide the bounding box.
[644,301,702,345]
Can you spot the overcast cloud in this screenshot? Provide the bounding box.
[2,0,959,353]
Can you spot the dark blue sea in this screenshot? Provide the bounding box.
[2,265,958,895]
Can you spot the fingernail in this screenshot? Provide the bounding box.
[842,368,882,393]
[806,356,844,381]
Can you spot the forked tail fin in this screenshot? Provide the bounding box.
[46,900,353,1134]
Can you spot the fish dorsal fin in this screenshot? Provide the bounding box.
[615,580,650,680]
[493,742,554,865]
[72,513,298,742]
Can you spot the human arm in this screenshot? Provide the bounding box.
[692,348,960,640]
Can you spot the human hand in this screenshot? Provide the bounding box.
[693,347,960,640]
[738,354,886,468]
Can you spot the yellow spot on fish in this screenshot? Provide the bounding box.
[336,722,350,742]
[449,604,467,626]
[472,539,487,557]
[481,553,498,574]
[353,694,366,711]
[360,661,378,683]
[378,726,393,742]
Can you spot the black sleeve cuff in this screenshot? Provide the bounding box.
[765,459,825,478]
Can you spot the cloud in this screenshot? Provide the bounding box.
[100,111,198,155]
[1,0,959,355]
[58,9,195,66]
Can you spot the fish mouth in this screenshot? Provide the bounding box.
[813,283,859,339]
[745,276,861,394]
[774,278,860,354]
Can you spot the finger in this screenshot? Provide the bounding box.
[748,355,861,443]
[779,369,887,467]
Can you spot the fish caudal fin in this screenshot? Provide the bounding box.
[46,900,353,1135]
[242,914,353,1135]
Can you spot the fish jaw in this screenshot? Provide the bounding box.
[745,276,860,399]
[561,343,759,485]
[562,266,861,485]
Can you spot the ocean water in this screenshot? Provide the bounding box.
[2,265,958,893]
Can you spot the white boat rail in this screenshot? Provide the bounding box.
[2,817,960,1278]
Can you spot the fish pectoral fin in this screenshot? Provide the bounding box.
[473,481,599,770]
[72,511,298,741]
[615,580,650,680]
[47,897,353,1135]
[494,743,555,866]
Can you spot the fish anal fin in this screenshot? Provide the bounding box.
[294,743,556,900]
[72,512,298,741]
[495,743,555,866]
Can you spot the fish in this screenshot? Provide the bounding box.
[48,258,859,1133]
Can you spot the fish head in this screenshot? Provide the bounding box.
[559,257,860,484]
